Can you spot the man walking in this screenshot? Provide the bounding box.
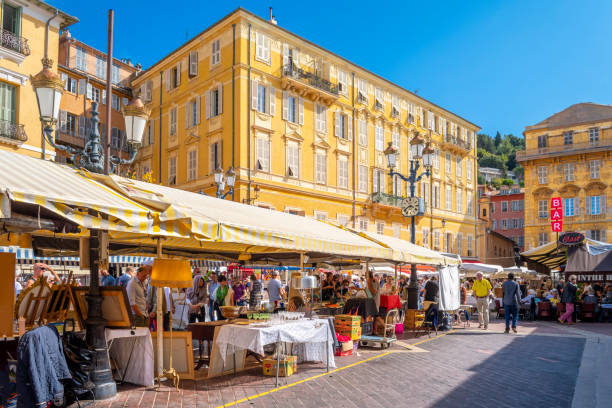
[559,275,578,325]
[473,272,492,329]
[502,272,522,333]
[127,266,150,327]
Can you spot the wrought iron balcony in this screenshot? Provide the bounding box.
[517,139,612,161]
[0,29,30,56]
[281,64,338,104]
[0,119,27,143]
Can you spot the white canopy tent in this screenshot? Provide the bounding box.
[460,262,504,277]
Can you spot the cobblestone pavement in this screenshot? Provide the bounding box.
[85,321,612,408]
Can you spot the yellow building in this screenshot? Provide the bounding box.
[131,8,480,258]
[518,103,612,249]
[0,0,76,159]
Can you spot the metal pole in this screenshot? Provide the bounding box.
[156,240,164,383]
[407,160,419,309]
[104,9,113,174]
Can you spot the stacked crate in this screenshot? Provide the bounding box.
[334,314,362,341]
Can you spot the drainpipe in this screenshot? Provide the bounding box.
[351,72,356,228]
[159,70,163,183]
[247,24,252,203]
[231,23,236,200]
[41,10,59,159]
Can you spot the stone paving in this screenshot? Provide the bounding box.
[82,320,612,408]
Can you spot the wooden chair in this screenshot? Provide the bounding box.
[580,303,596,322]
[537,301,553,320]
[496,299,505,319]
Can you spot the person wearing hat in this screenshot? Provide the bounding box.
[502,272,522,333]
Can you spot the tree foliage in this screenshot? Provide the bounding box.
[476,132,525,185]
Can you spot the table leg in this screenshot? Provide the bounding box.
[275,340,280,388]
[326,325,330,373]
[195,340,204,370]
[232,344,237,376]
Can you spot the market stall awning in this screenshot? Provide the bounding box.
[565,241,612,282]
[460,262,503,276]
[350,231,458,265]
[92,176,392,261]
[0,150,167,235]
[520,241,568,270]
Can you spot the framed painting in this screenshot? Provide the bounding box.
[151,331,195,380]
[15,277,51,328]
[70,286,134,329]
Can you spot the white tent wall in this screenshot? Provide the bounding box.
[438,265,460,311]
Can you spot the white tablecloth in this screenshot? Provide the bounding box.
[215,319,335,368]
[105,328,154,386]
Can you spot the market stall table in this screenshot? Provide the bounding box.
[188,321,228,369]
[215,319,335,386]
[105,328,154,387]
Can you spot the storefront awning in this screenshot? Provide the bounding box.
[520,241,568,270]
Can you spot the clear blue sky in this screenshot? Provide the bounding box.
[50,0,612,137]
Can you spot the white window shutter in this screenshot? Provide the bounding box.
[575,198,580,217]
[78,115,85,137]
[298,98,304,125]
[282,91,288,120]
[218,140,223,169]
[86,83,92,99]
[251,79,258,110]
[348,115,353,140]
[166,70,171,91]
[60,110,67,131]
[185,102,190,128]
[217,84,223,114]
[78,79,86,95]
[315,106,321,131]
[190,51,198,76]
[269,86,276,116]
[586,196,591,215]
[176,62,181,85]
[603,195,607,214]
[283,43,289,67]
[209,143,215,174]
[205,91,211,119]
[264,36,270,62]
[102,89,106,105]
[146,80,152,102]
[335,111,341,137]
[294,49,300,67]
[196,95,201,124]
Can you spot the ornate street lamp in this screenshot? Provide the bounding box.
[31,58,150,399]
[384,133,433,310]
[215,166,236,199]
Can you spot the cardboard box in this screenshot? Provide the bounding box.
[262,356,297,377]
[341,340,353,352]
[335,314,362,325]
[337,325,362,340]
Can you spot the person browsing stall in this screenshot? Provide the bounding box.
[127,266,150,327]
[423,276,439,311]
[208,272,219,321]
[249,274,264,309]
[267,270,285,305]
[321,272,335,302]
[117,266,135,287]
[473,272,493,330]
[27,262,60,287]
[213,275,234,320]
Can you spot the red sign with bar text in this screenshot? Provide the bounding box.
[551,208,563,221]
[551,197,563,232]
[551,197,562,209]
[552,220,563,232]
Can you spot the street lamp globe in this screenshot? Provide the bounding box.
[383,142,398,169]
[225,166,236,188]
[214,166,224,185]
[30,58,64,124]
[122,95,150,146]
[422,143,434,168]
[410,133,425,159]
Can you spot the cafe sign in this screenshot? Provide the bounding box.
[550,197,563,232]
[559,232,585,246]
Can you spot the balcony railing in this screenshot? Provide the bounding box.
[1,29,30,56]
[0,119,26,142]
[282,64,339,96]
[372,192,404,207]
[517,140,612,161]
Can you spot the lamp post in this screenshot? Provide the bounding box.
[384,133,433,309]
[243,184,260,204]
[31,58,149,400]
[214,166,236,199]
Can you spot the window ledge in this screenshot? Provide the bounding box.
[0,46,26,66]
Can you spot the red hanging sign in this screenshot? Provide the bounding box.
[551,197,563,232]
[552,220,563,232]
[551,197,562,209]
[550,208,563,221]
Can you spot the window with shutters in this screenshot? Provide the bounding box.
[591,195,602,215]
[563,131,573,145]
[189,51,199,76]
[357,78,367,103]
[537,135,547,148]
[374,88,384,111]
[96,56,106,79]
[445,153,452,174]
[211,39,221,66]
[421,181,429,204]
[358,119,368,146]
[538,200,547,218]
[492,220,497,230]
[392,174,402,196]
[433,149,440,170]
[315,212,328,222]
[255,32,271,63]
[111,94,120,111]
[315,104,327,133]
[187,149,197,181]
[456,156,462,178]
[168,156,177,185]
[564,198,575,217]
[287,95,296,123]
[427,111,434,130]
[112,63,121,85]
[375,126,384,151]
[501,201,508,212]
[255,136,269,172]
[358,165,368,193]
[75,46,87,71]
[457,188,462,213]
[564,163,575,182]
[315,150,327,184]
[510,200,519,211]
[421,228,429,247]
[501,219,507,230]
[337,156,348,189]
[434,231,440,249]
[466,160,472,181]
[391,130,400,150]
[376,221,385,235]
[62,73,77,94]
[467,192,473,216]
[589,127,600,145]
[590,160,600,179]
[337,69,348,96]
[61,112,77,136]
[282,91,303,125]
[537,166,547,184]
[373,168,385,193]
[91,88,100,103]
[457,233,463,256]
[433,183,440,208]
[391,95,400,118]
[359,218,368,232]
[588,230,605,241]
[466,235,473,256]
[445,185,452,210]
[207,85,223,118]
[185,97,200,128]
[538,232,549,246]
[144,121,154,146]
[337,215,349,227]
[286,141,299,178]
[111,127,120,149]
[167,107,176,136]
[209,141,222,173]
[257,84,267,113]
[335,111,352,140]
[251,80,275,115]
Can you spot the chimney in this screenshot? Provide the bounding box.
[269,7,277,25]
